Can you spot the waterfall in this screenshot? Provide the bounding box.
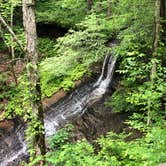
[0,55,117,165]
[93,54,110,87]
[44,55,117,136]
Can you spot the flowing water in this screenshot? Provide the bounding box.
[0,125,28,166]
[44,55,117,136]
[0,54,117,165]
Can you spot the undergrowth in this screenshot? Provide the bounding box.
[45,122,166,166]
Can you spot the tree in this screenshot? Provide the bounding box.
[153,0,161,57]
[10,0,17,84]
[147,0,161,125]
[150,0,161,87]
[161,0,166,37]
[22,0,46,164]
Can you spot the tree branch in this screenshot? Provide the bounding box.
[0,14,25,52]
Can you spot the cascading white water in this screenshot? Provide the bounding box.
[44,55,117,136]
[1,134,27,166]
[0,54,117,165]
[93,54,109,87]
[0,125,28,166]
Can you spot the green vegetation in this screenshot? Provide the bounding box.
[36,0,87,28]
[38,38,57,58]
[40,30,110,96]
[46,124,166,166]
[0,0,165,165]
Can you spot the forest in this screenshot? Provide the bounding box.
[0,0,166,165]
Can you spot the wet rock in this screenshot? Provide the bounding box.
[43,89,67,108]
[71,98,128,141]
[0,119,14,133]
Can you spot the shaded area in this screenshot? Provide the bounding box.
[72,95,128,142]
[37,23,68,39]
[0,119,28,166]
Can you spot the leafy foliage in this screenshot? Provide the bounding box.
[36,0,87,28]
[1,0,166,165]
[40,29,110,97]
[48,124,74,150]
[3,26,25,56]
[46,124,166,166]
[0,0,21,19]
[38,38,57,58]
[5,74,30,118]
[46,141,99,166]
[104,0,165,123]
[97,126,166,166]
[0,0,23,53]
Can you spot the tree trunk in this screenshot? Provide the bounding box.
[22,0,46,165]
[151,0,160,80]
[148,0,161,125]
[153,0,161,55]
[160,0,166,38]
[10,5,18,85]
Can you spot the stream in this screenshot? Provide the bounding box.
[0,53,117,166]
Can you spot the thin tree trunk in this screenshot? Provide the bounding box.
[151,0,160,81]
[0,14,24,52]
[153,0,161,55]
[160,0,166,37]
[10,5,18,85]
[151,0,161,82]
[97,1,102,13]
[148,0,161,125]
[22,0,46,165]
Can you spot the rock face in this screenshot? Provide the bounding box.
[71,93,128,141]
[0,120,28,166]
[42,78,88,109]
[43,90,67,108]
[0,119,14,133]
